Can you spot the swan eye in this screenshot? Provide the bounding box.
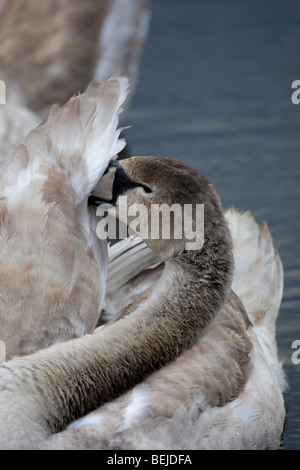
[141,184,152,194]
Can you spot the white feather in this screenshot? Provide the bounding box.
[1,76,129,204]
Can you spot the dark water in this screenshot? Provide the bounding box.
[125,0,300,450]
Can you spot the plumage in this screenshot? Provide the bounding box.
[0,104,40,167]
[0,0,150,115]
[45,209,285,450]
[0,76,128,360]
[0,0,284,453]
[0,0,149,169]
[0,156,236,449]
[103,236,162,323]
[0,146,285,449]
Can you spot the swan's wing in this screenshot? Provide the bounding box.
[107,236,162,295]
[225,208,286,390]
[0,0,149,114]
[94,0,151,110]
[226,208,283,328]
[0,76,129,359]
[0,104,40,167]
[2,77,128,202]
[101,236,163,323]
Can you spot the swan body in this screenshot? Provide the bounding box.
[0,146,285,449]
[0,76,128,360]
[41,211,285,450]
[0,155,235,449]
[41,209,285,450]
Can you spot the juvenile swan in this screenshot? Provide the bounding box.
[0,157,234,449]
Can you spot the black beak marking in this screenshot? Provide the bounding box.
[88,164,152,207]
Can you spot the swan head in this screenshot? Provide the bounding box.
[90,156,231,262]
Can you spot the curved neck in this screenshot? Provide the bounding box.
[0,217,233,449]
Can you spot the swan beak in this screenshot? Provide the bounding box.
[89,164,117,206]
